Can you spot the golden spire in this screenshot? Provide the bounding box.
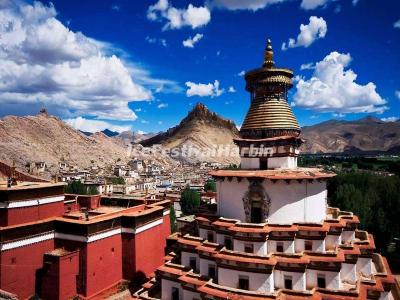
[263,38,274,68]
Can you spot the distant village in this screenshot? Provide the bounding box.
[23,158,223,215]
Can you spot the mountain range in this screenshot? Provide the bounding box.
[0,104,399,177]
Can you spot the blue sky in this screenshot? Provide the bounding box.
[0,0,399,133]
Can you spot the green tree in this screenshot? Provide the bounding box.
[65,181,87,195]
[204,180,217,192]
[180,185,201,215]
[111,177,125,185]
[169,206,177,233]
[64,181,99,195]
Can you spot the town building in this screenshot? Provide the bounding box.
[0,161,171,299]
[134,40,398,300]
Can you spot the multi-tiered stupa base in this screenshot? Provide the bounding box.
[134,207,397,300]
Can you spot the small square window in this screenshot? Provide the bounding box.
[224,237,232,250]
[284,276,292,289]
[189,257,197,272]
[317,275,326,288]
[208,265,216,280]
[276,242,284,253]
[244,243,254,253]
[171,287,179,300]
[11,257,16,264]
[238,276,249,290]
[305,241,313,251]
[207,232,214,243]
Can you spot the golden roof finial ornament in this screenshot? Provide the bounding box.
[263,38,274,68]
[239,37,300,139]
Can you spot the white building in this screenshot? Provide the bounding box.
[135,39,397,300]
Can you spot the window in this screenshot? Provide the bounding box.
[244,243,254,253]
[284,276,292,289]
[317,275,326,288]
[224,237,232,250]
[208,265,216,280]
[171,287,179,300]
[276,242,284,253]
[260,158,268,170]
[11,257,16,264]
[238,276,249,290]
[189,257,197,272]
[207,231,214,243]
[305,241,313,251]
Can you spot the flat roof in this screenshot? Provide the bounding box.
[0,181,65,191]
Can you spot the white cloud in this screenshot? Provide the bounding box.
[141,120,149,124]
[206,0,288,11]
[282,16,327,50]
[237,70,245,76]
[183,33,204,48]
[0,1,154,121]
[65,117,131,133]
[145,36,167,47]
[300,62,315,70]
[394,19,400,29]
[300,0,336,10]
[147,0,210,30]
[134,108,142,112]
[396,90,400,100]
[111,4,120,11]
[381,117,399,122]
[185,80,224,97]
[157,103,168,108]
[158,121,163,125]
[294,52,387,114]
[228,86,236,93]
[332,113,344,118]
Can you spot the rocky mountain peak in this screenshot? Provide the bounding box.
[181,102,238,133]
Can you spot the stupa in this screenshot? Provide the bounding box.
[134,39,397,300]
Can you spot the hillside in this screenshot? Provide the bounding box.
[0,112,177,177]
[140,103,241,164]
[301,117,400,154]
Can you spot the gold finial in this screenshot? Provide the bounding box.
[263,38,274,68]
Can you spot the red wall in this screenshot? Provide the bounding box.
[41,251,79,300]
[0,201,64,227]
[84,234,122,298]
[134,218,169,278]
[0,239,54,300]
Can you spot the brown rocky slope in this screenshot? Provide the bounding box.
[300,116,400,154]
[140,103,241,164]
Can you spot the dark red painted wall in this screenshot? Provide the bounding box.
[0,239,54,300]
[84,234,122,298]
[0,201,64,227]
[41,251,79,300]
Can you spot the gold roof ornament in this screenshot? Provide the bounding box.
[240,38,300,139]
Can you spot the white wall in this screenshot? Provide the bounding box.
[199,257,216,278]
[267,240,294,254]
[357,257,372,276]
[218,178,327,224]
[233,239,267,256]
[341,230,355,244]
[241,157,260,169]
[325,235,340,251]
[181,251,199,272]
[295,239,325,252]
[161,279,182,300]
[218,267,273,293]
[306,270,340,290]
[267,157,297,169]
[274,270,305,291]
[341,263,357,284]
